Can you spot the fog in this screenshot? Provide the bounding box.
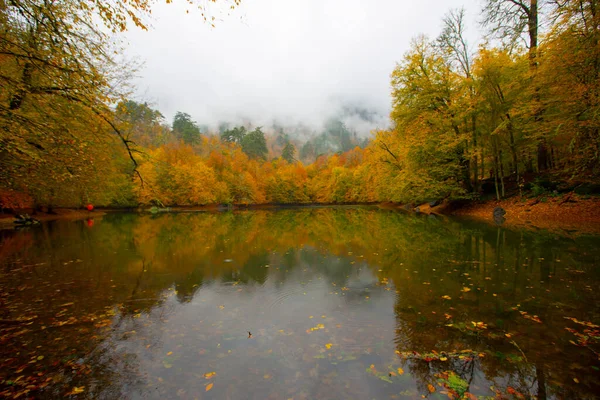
[124,0,482,136]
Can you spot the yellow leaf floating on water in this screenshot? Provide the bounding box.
[167,351,173,356]
[308,323,325,332]
[461,287,471,292]
[428,384,436,393]
[397,367,404,375]
[206,383,213,392]
[471,321,488,329]
[325,343,333,349]
[66,387,85,395]
[441,295,452,300]
[204,371,216,379]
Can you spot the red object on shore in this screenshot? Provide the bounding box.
[86,204,94,211]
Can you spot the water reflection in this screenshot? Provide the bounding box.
[0,208,599,399]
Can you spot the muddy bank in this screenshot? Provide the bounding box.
[446,194,600,235]
[2,196,600,235]
[0,209,106,229]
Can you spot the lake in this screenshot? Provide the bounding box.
[1,207,599,399]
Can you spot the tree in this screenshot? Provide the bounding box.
[221,126,247,144]
[536,0,600,175]
[115,100,173,148]
[438,8,477,191]
[323,118,353,152]
[172,112,201,145]
[481,0,542,63]
[300,142,316,163]
[241,127,268,160]
[0,0,136,184]
[482,0,550,171]
[388,35,470,203]
[0,0,240,195]
[473,49,529,199]
[281,142,296,163]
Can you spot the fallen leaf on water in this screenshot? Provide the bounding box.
[461,287,471,292]
[439,357,447,361]
[308,323,325,332]
[204,372,216,379]
[427,384,436,393]
[397,367,404,375]
[471,321,488,329]
[389,371,397,377]
[441,295,451,300]
[573,378,580,383]
[564,317,600,329]
[206,383,213,392]
[523,314,543,323]
[66,387,85,395]
[167,351,173,356]
[325,343,333,349]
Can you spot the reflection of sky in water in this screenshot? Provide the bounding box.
[1,208,599,399]
[98,251,401,399]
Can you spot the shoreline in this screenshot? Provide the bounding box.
[2,194,600,235]
[0,209,106,229]
[446,193,600,235]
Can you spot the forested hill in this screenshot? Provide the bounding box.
[1,1,599,209]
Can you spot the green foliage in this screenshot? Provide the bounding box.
[172,112,201,145]
[446,372,469,397]
[530,177,557,196]
[221,126,247,144]
[281,142,296,163]
[241,127,268,160]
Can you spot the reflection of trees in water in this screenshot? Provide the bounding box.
[390,221,600,398]
[1,208,599,398]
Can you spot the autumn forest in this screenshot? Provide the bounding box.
[1,0,599,209]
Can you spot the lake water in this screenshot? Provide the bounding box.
[1,207,599,399]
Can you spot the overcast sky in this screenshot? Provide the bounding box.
[124,0,482,132]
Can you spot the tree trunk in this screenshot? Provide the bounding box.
[472,115,479,193]
[508,116,519,182]
[499,150,506,197]
[528,0,538,66]
[9,63,33,110]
